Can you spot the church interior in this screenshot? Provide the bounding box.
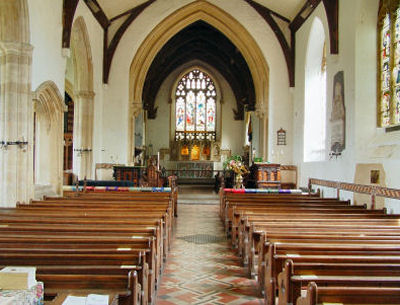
[1,0,400,304]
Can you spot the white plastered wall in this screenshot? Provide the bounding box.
[146,61,245,171]
[29,0,105,184]
[104,0,292,165]
[293,1,357,193]
[29,0,65,94]
[294,0,400,212]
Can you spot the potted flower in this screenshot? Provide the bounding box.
[223,155,249,189]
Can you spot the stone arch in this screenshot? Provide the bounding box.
[71,16,93,92]
[0,0,30,43]
[70,16,94,179]
[129,0,269,160]
[33,81,65,196]
[130,1,268,111]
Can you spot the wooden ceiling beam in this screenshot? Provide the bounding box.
[83,0,109,29]
[245,0,294,86]
[323,0,339,54]
[62,0,80,48]
[290,0,338,54]
[103,0,156,83]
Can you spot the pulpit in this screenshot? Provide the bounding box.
[249,163,281,189]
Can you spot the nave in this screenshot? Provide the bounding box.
[0,183,400,304]
[156,202,263,305]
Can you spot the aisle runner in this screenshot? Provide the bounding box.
[156,205,263,305]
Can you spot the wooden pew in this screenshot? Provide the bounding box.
[278,259,400,305]
[0,224,160,296]
[235,210,398,251]
[62,188,178,217]
[219,191,321,219]
[224,199,353,233]
[252,228,400,285]
[243,218,400,275]
[0,208,172,259]
[0,191,174,305]
[297,281,400,305]
[263,242,400,305]
[0,249,147,305]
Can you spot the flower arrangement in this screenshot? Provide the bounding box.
[223,155,249,176]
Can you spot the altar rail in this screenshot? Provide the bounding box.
[308,178,400,209]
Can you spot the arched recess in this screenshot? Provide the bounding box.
[33,81,66,196]
[304,17,327,162]
[129,0,270,161]
[70,16,95,179]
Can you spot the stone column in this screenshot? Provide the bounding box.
[128,102,142,164]
[255,105,267,161]
[0,42,34,206]
[73,90,95,180]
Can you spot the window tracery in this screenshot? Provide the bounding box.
[175,69,216,141]
[378,0,400,127]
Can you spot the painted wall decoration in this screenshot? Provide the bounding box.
[330,71,345,153]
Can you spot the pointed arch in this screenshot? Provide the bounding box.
[33,81,65,196]
[35,81,65,127]
[0,0,30,43]
[69,16,95,179]
[71,16,93,92]
[129,0,269,116]
[304,17,327,162]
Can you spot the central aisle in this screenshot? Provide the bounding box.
[156,203,264,305]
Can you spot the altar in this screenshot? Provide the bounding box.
[175,161,214,184]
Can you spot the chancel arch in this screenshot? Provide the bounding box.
[33,81,65,197]
[128,0,269,162]
[70,16,94,180]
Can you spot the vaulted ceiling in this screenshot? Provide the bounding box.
[142,21,255,120]
[64,0,338,119]
[96,0,306,21]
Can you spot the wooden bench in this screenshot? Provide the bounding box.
[0,249,146,305]
[231,206,391,247]
[0,190,175,304]
[219,191,321,218]
[263,242,400,305]
[278,259,400,305]
[296,281,400,305]
[242,217,400,274]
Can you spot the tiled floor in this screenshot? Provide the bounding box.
[156,187,264,305]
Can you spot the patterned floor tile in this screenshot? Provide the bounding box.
[156,204,264,305]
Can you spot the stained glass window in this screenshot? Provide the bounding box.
[378,1,400,127]
[175,69,217,141]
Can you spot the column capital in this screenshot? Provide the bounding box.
[74,90,95,99]
[0,41,33,56]
[255,106,266,119]
[132,102,142,118]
